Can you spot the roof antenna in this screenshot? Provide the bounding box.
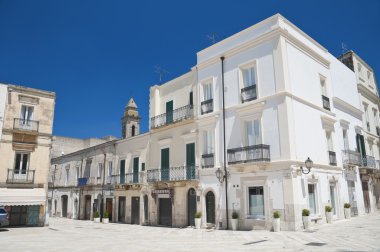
[341,42,349,55]
[206,32,220,44]
[154,65,170,83]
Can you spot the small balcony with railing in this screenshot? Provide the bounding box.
[111,172,145,185]
[13,118,39,133]
[201,153,214,168]
[361,155,377,169]
[6,169,35,184]
[227,144,270,165]
[150,104,193,129]
[147,166,198,183]
[342,150,362,167]
[328,151,337,166]
[322,95,330,111]
[241,85,257,103]
[201,99,213,115]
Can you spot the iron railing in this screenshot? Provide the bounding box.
[241,85,257,103]
[322,95,330,111]
[150,104,193,129]
[361,155,376,169]
[147,166,198,182]
[87,177,102,185]
[6,169,35,184]
[110,172,144,184]
[201,99,213,115]
[13,118,39,132]
[328,151,337,166]
[342,150,362,166]
[202,153,214,168]
[227,144,270,164]
[77,178,88,187]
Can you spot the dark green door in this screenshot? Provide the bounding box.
[187,188,196,226]
[161,148,170,181]
[120,160,125,184]
[133,157,139,183]
[356,134,366,165]
[166,100,173,124]
[206,191,215,224]
[186,143,195,180]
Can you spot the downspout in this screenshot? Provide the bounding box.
[101,152,106,221]
[78,158,84,220]
[221,56,229,230]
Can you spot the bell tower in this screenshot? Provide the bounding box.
[121,98,140,139]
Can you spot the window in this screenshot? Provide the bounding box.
[245,120,261,146]
[325,131,333,151]
[14,153,29,174]
[141,163,145,171]
[65,165,70,186]
[76,166,80,180]
[98,163,103,178]
[203,83,213,101]
[364,104,370,131]
[241,64,257,102]
[248,186,264,219]
[320,77,330,111]
[343,129,349,150]
[108,161,113,177]
[201,81,213,115]
[358,63,362,73]
[189,92,193,106]
[20,105,34,123]
[84,159,92,178]
[203,129,214,154]
[131,125,136,137]
[308,184,317,215]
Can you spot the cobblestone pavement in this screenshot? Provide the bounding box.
[1,213,380,252]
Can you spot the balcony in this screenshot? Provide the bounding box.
[6,169,35,184]
[342,150,362,166]
[361,155,376,169]
[147,166,198,183]
[150,104,193,129]
[111,173,142,184]
[227,144,270,165]
[241,85,257,103]
[201,99,213,115]
[322,95,330,111]
[201,153,214,168]
[13,118,39,132]
[328,151,337,166]
[77,178,88,187]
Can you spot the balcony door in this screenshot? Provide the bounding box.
[161,148,170,181]
[20,105,33,125]
[133,157,139,183]
[186,143,195,180]
[120,160,125,184]
[14,153,29,180]
[166,101,173,124]
[356,134,366,165]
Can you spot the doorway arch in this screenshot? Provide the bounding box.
[187,188,197,226]
[206,191,215,224]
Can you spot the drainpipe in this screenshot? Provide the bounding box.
[221,56,229,230]
[101,153,106,221]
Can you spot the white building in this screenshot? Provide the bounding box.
[0,84,7,141]
[50,14,379,231]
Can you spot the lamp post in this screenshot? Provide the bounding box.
[300,157,313,174]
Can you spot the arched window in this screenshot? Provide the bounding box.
[131,125,136,137]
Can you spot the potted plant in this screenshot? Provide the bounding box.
[302,209,310,230]
[325,205,333,223]
[273,211,280,232]
[102,211,109,224]
[194,212,202,229]
[231,211,239,231]
[344,203,351,219]
[94,211,100,223]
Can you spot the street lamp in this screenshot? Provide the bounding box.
[215,167,230,183]
[300,157,313,174]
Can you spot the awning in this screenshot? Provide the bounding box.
[0,188,46,206]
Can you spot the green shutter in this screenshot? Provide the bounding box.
[186,143,195,179]
[120,160,125,184]
[161,148,170,180]
[166,101,173,123]
[133,157,139,183]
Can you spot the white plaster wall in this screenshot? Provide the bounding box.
[0,84,7,141]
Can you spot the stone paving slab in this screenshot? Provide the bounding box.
[1,213,380,251]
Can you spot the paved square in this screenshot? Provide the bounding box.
[1,213,380,251]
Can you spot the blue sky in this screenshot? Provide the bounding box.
[0,0,379,139]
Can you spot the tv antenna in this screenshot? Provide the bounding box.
[341,42,349,55]
[154,66,170,82]
[206,32,220,44]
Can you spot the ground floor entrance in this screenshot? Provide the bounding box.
[131,197,140,224]
[158,198,172,226]
[5,205,41,226]
[106,198,113,221]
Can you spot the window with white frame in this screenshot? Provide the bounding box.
[76,166,80,180]
[308,183,317,215]
[245,119,261,146]
[98,163,103,178]
[343,129,349,150]
[373,109,379,135]
[201,82,213,115]
[364,104,370,131]
[203,129,214,154]
[20,105,34,123]
[248,186,264,219]
[108,161,113,177]
[14,153,29,174]
[325,131,334,151]
[203,82,213,101]
[65,165,70,186]
[320,76,330,111]
[241,64,257,102]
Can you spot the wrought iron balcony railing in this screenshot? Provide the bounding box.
[77,177,88,187]
[7,169,35,184]
[150,104,193,129]
[241,85,257,103]
[13,118,39,132]
[322,95,330,111]
[147,166,198,183]
[87,177,102,185]
[342,150,362,166]
[110,172,144,185]
[202,153,214,168]
[328,151,337,166]
[361,155,376,169]
[201,99,213,115]
[227,144,270,165]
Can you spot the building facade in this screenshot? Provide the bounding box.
[49,14,379,231]
[0,84,55,226]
